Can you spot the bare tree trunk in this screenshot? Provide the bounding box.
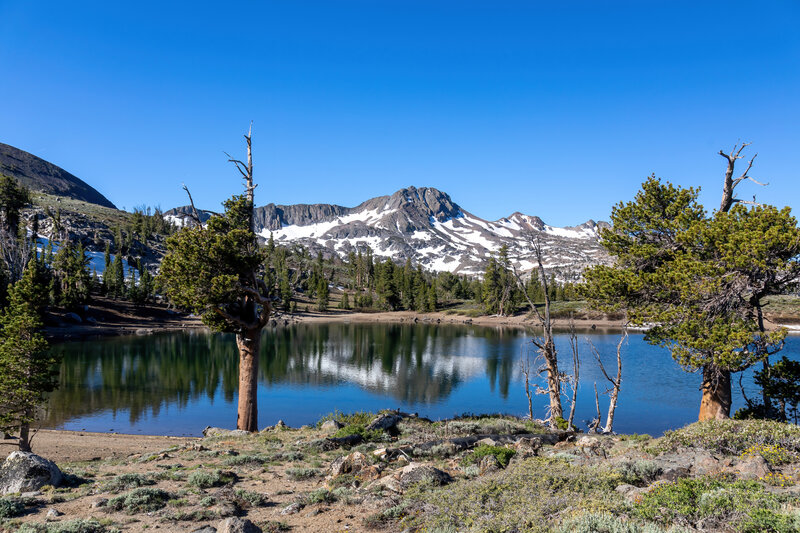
[592,383,602,432]
[521,354,534,420]
[699,364,731,421]
[235,329,261,432]
[566,321,580,430]
[18,412,31,452]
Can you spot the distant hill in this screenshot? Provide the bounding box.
[0,142,116,209]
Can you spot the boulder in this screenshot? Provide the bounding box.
[321,420,343,432]
[365,413,403,433]
[0,452,63,495]
[64,312,82,324]
[399,463,452,489]
[218,517,261,533]
[203,427,251,438]
[280,502,303,515]
[328,451,382,481]
[733,454,773,480]
[190,527,217,533]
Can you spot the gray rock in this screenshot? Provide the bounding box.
[217,517,261,533]
[365,413,403,432]
[217,502,238,517]
[479,454,501,475]
[203,427,251,438]
[0,452,63,495]
[399,463,452,489]
[64,312,82,324]
[615,483,637,495]
[280,502,303,515]
[190,527,217,533]
[733,454,773,480]
[46,508,62,518]
[91,498,108,508]
[21,490,42,498]
[321,420,343,432]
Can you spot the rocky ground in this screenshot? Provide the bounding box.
[1,414,800,532]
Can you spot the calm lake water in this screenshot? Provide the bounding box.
[43,323,800,437]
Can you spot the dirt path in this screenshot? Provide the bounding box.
[2,429,195,463]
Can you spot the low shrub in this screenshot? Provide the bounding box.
[403,457,624,532]
[632,477,797,528]
[615,460,662,486]
[101,473,155,492]
[657,419,800,455]
[740,443,796,466]
[16,519,118,533]
[333,423,383,442]
[0,497,24,518]
[107,487,172,513]
[558,512,691,533]
[317,410,375,428]
[187,469,236,489]
[234,488,269,507]
[463,445,516,468]
[286,467,320,480]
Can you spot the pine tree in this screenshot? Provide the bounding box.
[0,262,58,451]
[317,276,329,311]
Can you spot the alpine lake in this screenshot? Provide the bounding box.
[42,322,800,437]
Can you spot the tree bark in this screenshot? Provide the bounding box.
[699,364,731,420]
[236,329,261,432]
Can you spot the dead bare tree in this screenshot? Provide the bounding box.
[520,349,534,420]
[719,142,766,212]
[565,319,580,430]
[587,329,627,433]
[591,383,602,433]
[510,233,563,427]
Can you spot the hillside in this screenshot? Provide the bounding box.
[0,142,116,209]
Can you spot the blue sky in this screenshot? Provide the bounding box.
[1,1,798,226]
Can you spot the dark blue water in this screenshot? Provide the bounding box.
[44,323,799,437]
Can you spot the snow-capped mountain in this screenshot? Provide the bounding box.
[167,186,610,280]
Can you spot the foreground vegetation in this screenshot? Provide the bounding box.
[1,414,799,532]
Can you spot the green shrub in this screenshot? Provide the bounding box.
[557,512,690,533]
[222,454,270,467]
[615,460,661,486]
[739,508,800,533]
[317,410,375,428]
[404,457,624,532]
[107,487,171,513]
[333,423,382,442]
[0,497,24,518]
[306,488,337,504]
[463,444,516,468]
[101,473,155,492]
[286,467,320,480]
[657,419,800,455]
[187,469,236,489]
[632,477,797,528]
[234,488,269,507]
[16,519,118,533]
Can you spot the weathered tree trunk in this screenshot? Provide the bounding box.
[699,364,731,420]
[18,409,32,452]
[236,329,261,432]
[544,338,563,422]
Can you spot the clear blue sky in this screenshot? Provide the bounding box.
[1,1,798,226]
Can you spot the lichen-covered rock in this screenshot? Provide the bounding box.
[365,413,403,433]
[732,454,773,480]
[0,452,63,495]
[329,451,371,478]
[218,517,261,533]
[399,463,452,489]
[479,454,502,475]
[321,420,343,432]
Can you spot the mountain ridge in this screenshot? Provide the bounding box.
[166,186,610,279]
[0,142,117,209]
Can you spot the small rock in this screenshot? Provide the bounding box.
[475,437,498,447]
[514,437,542,458]
[0,452,63,495]
[576,436,600,448]
[329,451,371,478]
[280,502,303,515]
[64,312,82,324]
[274,420,288,430]
[321,420,343,432]
[479,454,502,475]
[20,491,42,498]
[553,441,573,450]
[217,517,261,533]
[366,475,403,494]
[615,483,637,495]
[190,527,217,533]
[660,466,691,482]
[217,502,238,517]
[91,498,108,508]
[46,508,62,518]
